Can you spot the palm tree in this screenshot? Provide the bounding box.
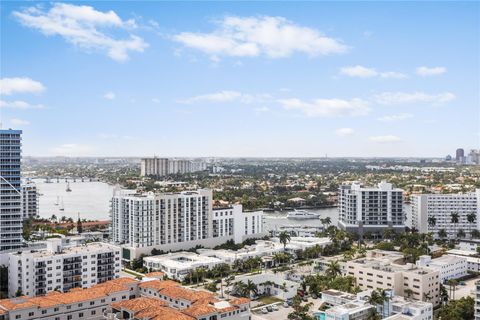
[471,229,480,239]
[450,212,459,239]
[325,260,342,278]
[438,228,448,241]
[447,279,458,300]
[278,231,291,251]
[423,292,432,302]
[457,229,466,239]
[366,290,382,315]
[427,216,436,228]
[244,280,258,298]
[366,308,381,320]
[404,288,414,299]
[50,214,57,223]
[383,228,394,241]
[466,213,477,238]
[321,217,332,228]
[376,289,390,318]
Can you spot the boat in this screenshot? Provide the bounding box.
[59,198,65,211]
[54,196,59,206]
[286,209,321,220]
[66,182,72,192]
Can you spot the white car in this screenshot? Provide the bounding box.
[272,304,279,311]
[261,308,268,314]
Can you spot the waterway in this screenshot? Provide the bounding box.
[34,179,116,221]
[34,178,340,228]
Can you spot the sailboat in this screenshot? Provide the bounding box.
[59,198,65,211]
[54,196,59,206]
[66,182,72,192]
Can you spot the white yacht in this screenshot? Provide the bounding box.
[286,209,321,220]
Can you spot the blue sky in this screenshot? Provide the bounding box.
[1,1,478,157]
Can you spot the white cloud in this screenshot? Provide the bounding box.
[369,135,402,143]
[379,72,408,79]
[340,65,407,79]
[335,128,354,136]
[416,66,447,77]
[0,77,45,95]
[10,118,30,126]
[13,3,148,62]
[103,91,116,100]
[340,65,377,78]
[374,92,455,105]
[278,98,370,118]
[377,113,413,122]
[173,16,348,59]
[177,91,271,104]
[0,100,45,109]
[50,143,94,156]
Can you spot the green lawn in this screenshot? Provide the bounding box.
[256,296,284,306]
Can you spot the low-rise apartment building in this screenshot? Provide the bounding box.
[7,239,121,297]
[416,255,467,282]
[0,278,250,320]
[314,301,373,320]
[344,251,441,306]
[0,277,138,320]
[143,252,225,280]
[386,296,433,320]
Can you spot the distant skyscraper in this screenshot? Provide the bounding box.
[456,148,464,161]
[140,157,206,177]
[0,129,23,251]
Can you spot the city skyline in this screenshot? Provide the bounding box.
[1,1,479,157]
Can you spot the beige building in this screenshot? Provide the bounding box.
[0,277,250,320]
[345,250,440,306]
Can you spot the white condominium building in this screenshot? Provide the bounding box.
[22,180,38,219]
[7,239,121,297]
[111,189,265,260]
[140,157,206,177]
[411,190,480,238]
[416,255,467,282]
[344,250,441,306]
[338,181,405,236]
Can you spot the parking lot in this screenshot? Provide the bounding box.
[251,296,324,320]
[445,276,479,300]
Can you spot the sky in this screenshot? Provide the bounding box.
[0,1,479,158]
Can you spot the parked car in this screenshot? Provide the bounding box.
[266,306,273,312]
[261,308,268,314]
[272,304,279,311]
[283,302,289,308]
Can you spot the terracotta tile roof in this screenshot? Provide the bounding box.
[229,297,250,305]
[159,286,214,303]
[112,297,194,320]
[183,302,218,317]
[0,277,135,312]
[145,271,165,278]
[111,296,166,312]
[152,306,195,320]
[0,297,37,311]
[139,280,179,291]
